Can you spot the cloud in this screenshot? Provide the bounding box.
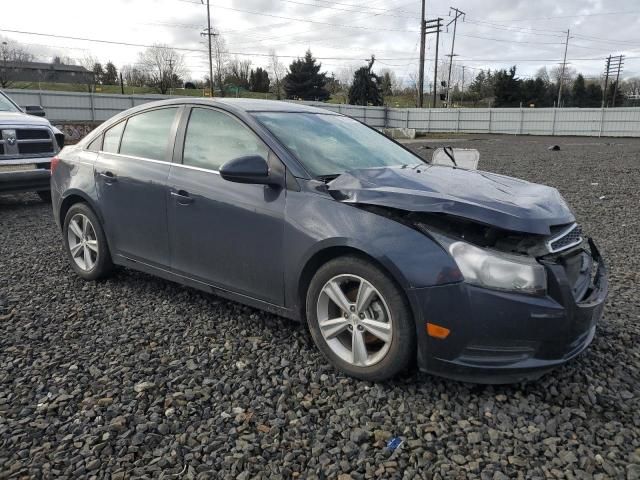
[3,0,639,83]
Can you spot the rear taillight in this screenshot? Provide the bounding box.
[50,156,60,175]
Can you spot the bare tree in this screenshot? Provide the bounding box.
[550,64,577,86]
[138,44,186,94]
[121,64,148,88]
[210,34,229,96]
[268,49,287,100]
[226,56,251,89]
[0,39,35,87]
[535,66,550,84]
[336,64,357,89]
[79,55,100,93]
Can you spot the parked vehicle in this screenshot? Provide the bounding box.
[0,90,64,201]
[50,99,607,383]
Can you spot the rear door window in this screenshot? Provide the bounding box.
[119,108,178,161]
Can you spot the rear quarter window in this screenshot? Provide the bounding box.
[102,121,125,153]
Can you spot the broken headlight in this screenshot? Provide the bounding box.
[448,241,547,295]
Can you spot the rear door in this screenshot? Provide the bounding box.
[94,106,181,267]
[167,106,286,305]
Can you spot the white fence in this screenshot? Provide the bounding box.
[6,89,640,137]
[303,102,640,137]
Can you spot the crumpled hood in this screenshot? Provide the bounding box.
[327,165,575,235]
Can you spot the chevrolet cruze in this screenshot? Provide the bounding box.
[50,98,607,383]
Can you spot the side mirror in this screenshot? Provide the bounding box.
[219,155,280,186]
[22,105,46,117]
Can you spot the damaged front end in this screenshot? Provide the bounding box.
[325,166,608,382]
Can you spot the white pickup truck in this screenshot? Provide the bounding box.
[0,90,64,201]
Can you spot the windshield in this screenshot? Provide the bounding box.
[253,112,424,177]
[0,92,20,113]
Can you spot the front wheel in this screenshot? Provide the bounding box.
[63,203,113,281]
[306,256,416,381]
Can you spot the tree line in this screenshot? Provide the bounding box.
[2,36,638,107]
[465,66,625,108]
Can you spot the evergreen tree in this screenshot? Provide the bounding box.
[380,71,393,97]
[585,83,603,107]
[103,61,118,85]
[348,56,383,106]
[283,50,329,101]
[571,74,587,107]
[249,67,270,92]
[468,69,495,102]
[493,66,521,107]
[520,77,548,107]
[92,62,104,85]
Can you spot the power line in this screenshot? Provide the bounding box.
[474,10,640,22]
[0,28,421,61]
[173,0,419,32]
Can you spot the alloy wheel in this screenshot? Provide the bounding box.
[316,274,393,367]
[67,213,99,271]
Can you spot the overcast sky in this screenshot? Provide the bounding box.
[2,0,639,87]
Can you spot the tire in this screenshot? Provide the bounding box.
[306,255,416,381]
[63,203,113,281]
[37,190,51,203]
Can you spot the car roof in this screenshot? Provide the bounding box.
[138,97,339,115]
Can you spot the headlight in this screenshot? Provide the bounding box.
[447,240,547,295]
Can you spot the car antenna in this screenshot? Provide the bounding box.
[443,146,458,167]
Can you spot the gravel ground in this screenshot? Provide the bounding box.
[1,134,639,479]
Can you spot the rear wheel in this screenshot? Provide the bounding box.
[306,256,416,381]
[63,203,113,280]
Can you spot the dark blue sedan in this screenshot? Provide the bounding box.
[50,99,607,383]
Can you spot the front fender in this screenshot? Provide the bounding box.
[284,190,461,312]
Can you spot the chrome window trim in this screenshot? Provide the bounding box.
[96,150,222,175]
[97,151,172,166]
[172,162,221,175]
[546,223,583,253]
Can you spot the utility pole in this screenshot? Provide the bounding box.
[612,55,625,107]
[557,29,570,107]
[602,55,611,108]
[602,55,624,107]
[168,58,174,95]
[201,0,215,96]
[461,65,465,104]
[418,0,426,108]
[446,7,465,107]
[425,18,443,108]
[119,72,124,95]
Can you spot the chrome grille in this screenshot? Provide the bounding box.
[0,126,55,158]
[547,223,583,253]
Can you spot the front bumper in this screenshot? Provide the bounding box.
[0,158,52,193]
[409,240,608,384]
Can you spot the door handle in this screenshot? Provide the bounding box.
[99,171,117,183]
[171,190,194,205]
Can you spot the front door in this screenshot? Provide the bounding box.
[167,106,285,305]
[94,106,180,267]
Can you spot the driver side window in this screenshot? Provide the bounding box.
[183,108,269,171]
